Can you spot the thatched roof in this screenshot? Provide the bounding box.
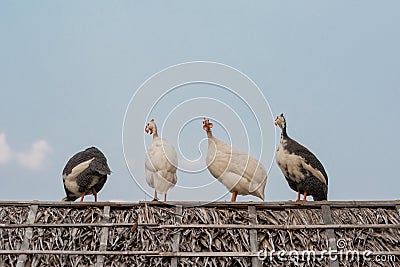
[1,200,400,266]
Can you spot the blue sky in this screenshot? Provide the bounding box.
[0,1,399,202]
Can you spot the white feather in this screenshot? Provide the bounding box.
[206,136,267,200]
[276,142,327,185]
[145,137,178,195]
[276,143,305,183]
[63,158,94,194]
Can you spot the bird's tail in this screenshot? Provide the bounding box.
[249,175,267,201]
[62,196,78,201]
[313,186,328,201]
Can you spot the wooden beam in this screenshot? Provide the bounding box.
[16,204,38,267]
[3,250,400,257]
[248,205,261,267]
[1,200,400,209]
[0,222,157,228]
[321,205,339,267]
[95,205,110,267]
[1,250,160,256]
[147,223,400,230]
[170,205,182,267]
[2,222,400,230]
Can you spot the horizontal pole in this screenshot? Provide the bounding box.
[0,250,159,256]
[149,223,400,230]
[0,200,399,209]
[0,250,399,257]
[1,223,400,230]
[0,222,154,228]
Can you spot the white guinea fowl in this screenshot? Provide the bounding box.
[145,119,178,201]
[202,118,267,201]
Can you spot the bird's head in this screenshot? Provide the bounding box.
[274,113,286,129]
[145,119,157,135]
[202,117,213,132]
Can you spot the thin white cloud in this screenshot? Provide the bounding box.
[0,133,13,164]
[16,140,53,171]
[0,133,53,171]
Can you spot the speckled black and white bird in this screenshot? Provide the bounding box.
[274,114,328,201]
[62,147,111,202]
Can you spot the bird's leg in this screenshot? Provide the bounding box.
[296,191,301,202]
[92,188,98,202]
[80,192,86,202]
[303,191,308,201]
[164,193,167,202]
[152,190,158,201]
[231,191,237,202]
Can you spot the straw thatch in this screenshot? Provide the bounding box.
[0,200,399,267]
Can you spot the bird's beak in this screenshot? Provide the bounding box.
[274,120,278,126]
[145,127,149,133]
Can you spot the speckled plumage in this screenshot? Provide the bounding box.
[275,114,328,201]
[62,147,111,202]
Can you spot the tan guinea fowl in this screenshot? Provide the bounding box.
[202,118,267,202]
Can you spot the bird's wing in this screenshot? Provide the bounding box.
[161,139,178,173]
[146,139,178,173]
[210,138,267,192]
[63,150,96,176]
[286,138,328,185]
[62,178,77,198]
[145,168,156,188]
[89,157,111,176]
[229,150,267,194]
[145,152,156,173]
[247,159,267,194]
[75,168,97,188]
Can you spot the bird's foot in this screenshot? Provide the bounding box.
[230,191,238,202]
[92,189,98,202]
[152,191,158,202]
[303,192,307,201]
[288,199,307,202]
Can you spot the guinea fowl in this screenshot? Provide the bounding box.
[62,147,111,202]
[145,119,178,201]
[274,113,328,201]
[202,118,267,202]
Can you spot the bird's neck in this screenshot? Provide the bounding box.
[281,126,288,139]
[152,130,159,139]
[206,130,213,138]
